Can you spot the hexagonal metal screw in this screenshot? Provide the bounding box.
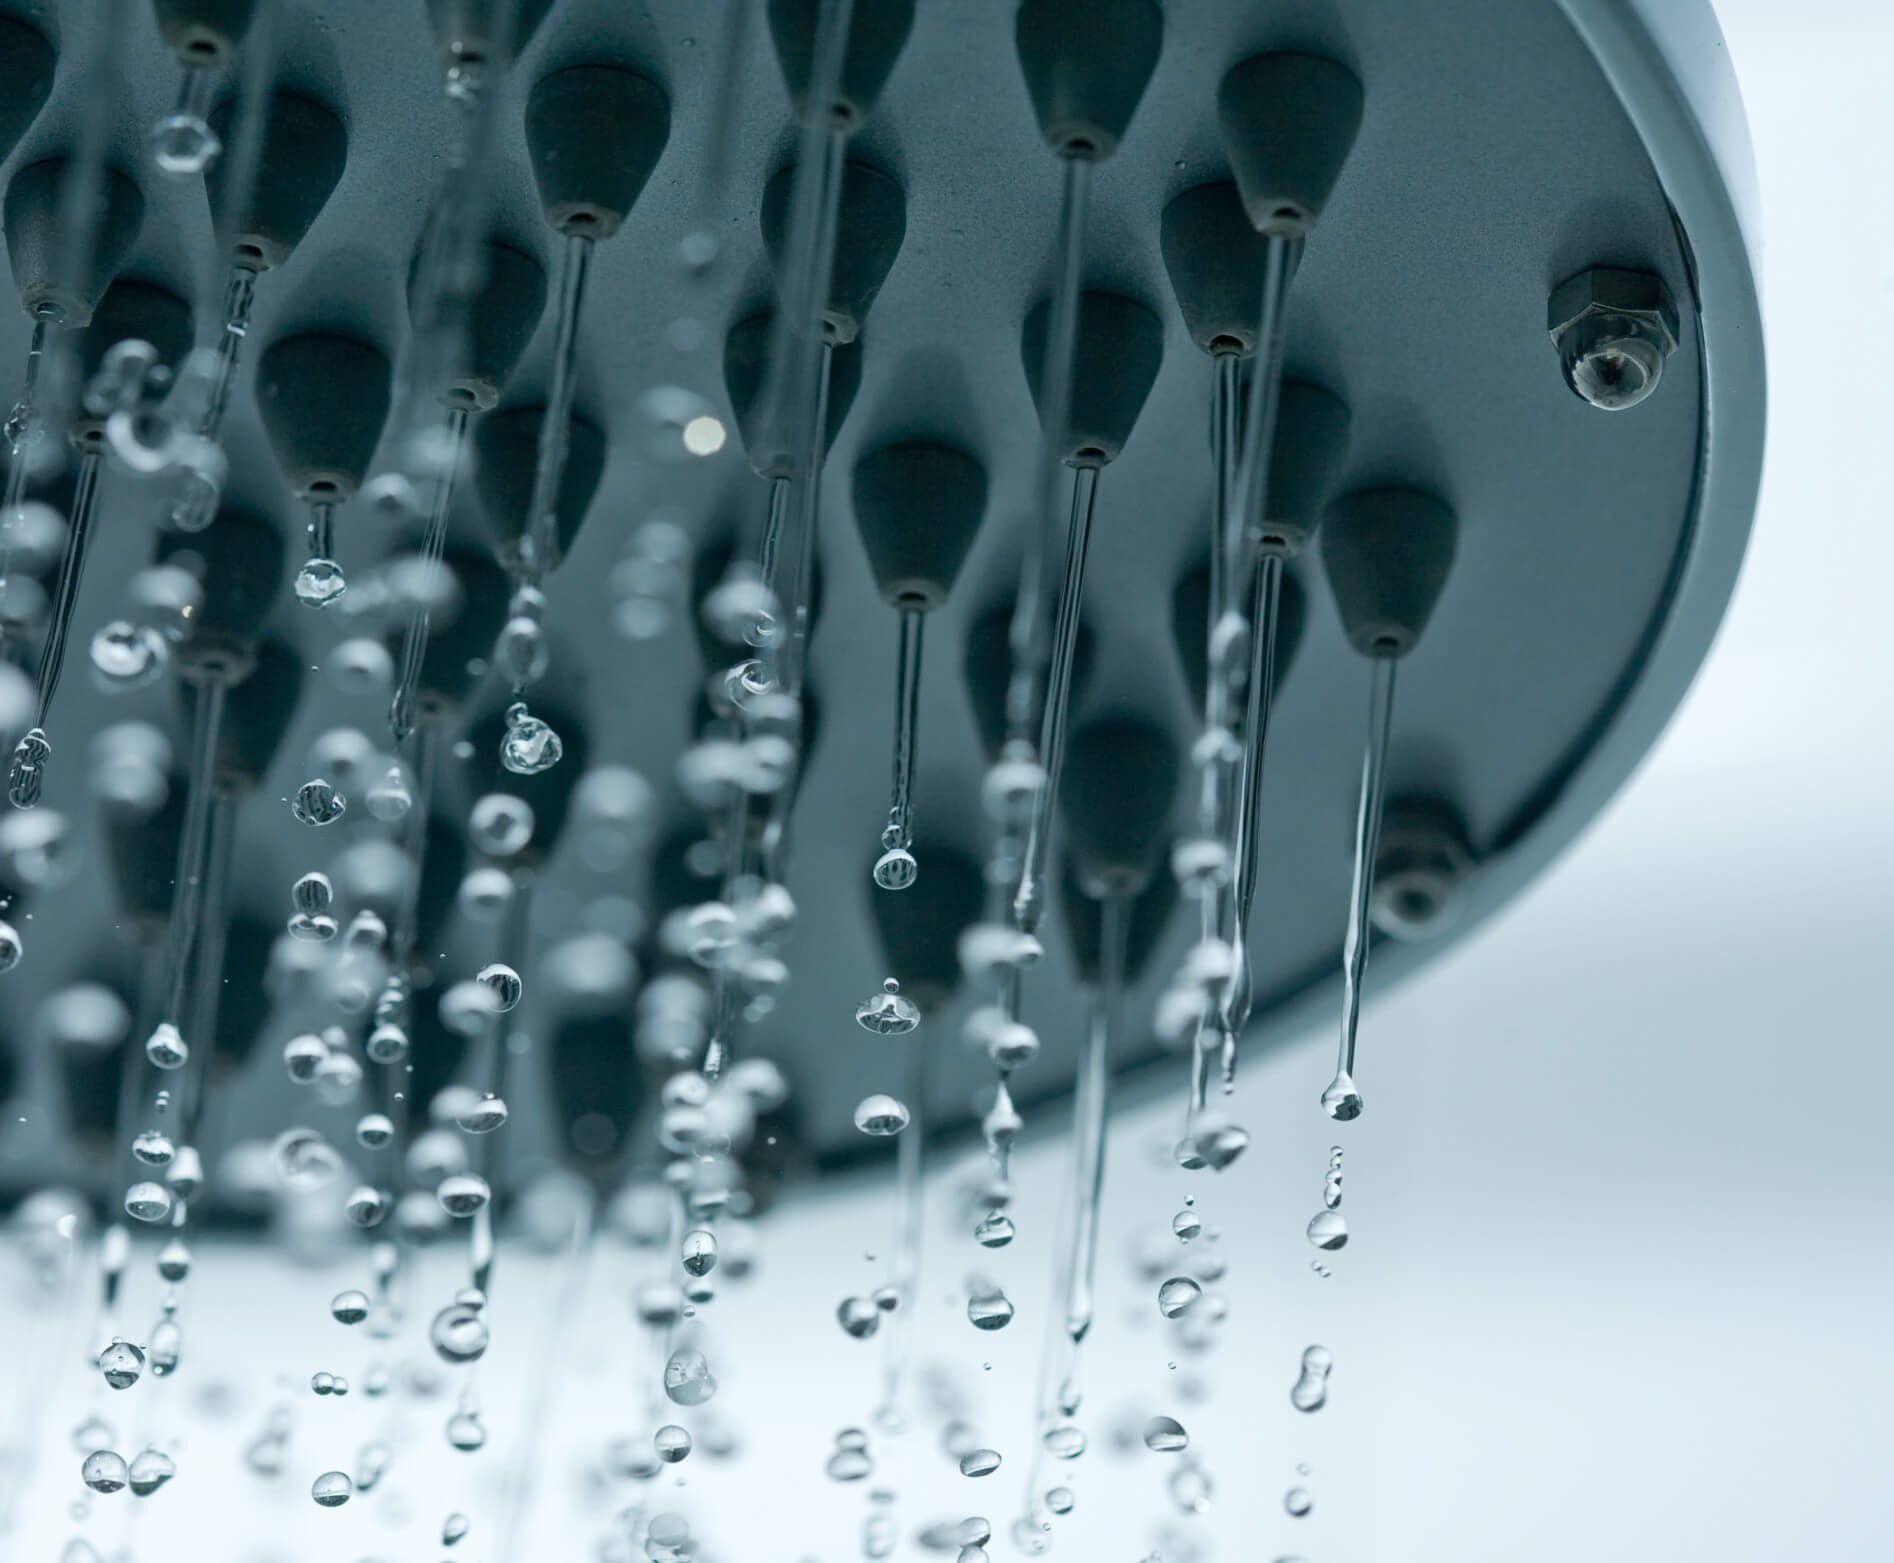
[1370,797,1475,941]
[1547,267,1679,411]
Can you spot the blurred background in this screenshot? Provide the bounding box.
[5,1,1892,1559]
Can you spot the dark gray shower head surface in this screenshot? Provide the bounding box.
[0,0,1759,1207]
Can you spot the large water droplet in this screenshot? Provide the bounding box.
[663,1348,717,1406]
[1306,1210,1347,1251]
[855,977,921,1036]
[837,1295,881,1339]
[1045,1486,1075,1515]
[143,1022,187,1070]
[967,1288,1014,1332]
[292,778,347,827]
[331,1289,370,1325]
[959,1448,1001,1478]
[1142,1416,1189,1453]
[294,556,347,608]
[1284,1486,1312,1517]
[974,1211,1015,1249]
[89,622,166,691]
[470,793,535,857]
[127,1447,175,1496]
[443,1512,470,1545]
[655,1423,693,1463]
[437,1173,491,1217]
[872,845,917,891]
[311,1470,352,1507]
[123,1182,172,1223]
[81,1449,128,1494]
[1043,1425,1086,1459]
[1290,1344,1333,1412]
[853,1094,910,1136]
[98,1339,144,1390]
[1158,1277,1203,1319]
[500,701,563,775]
[1321,1071,1363,1121]
[430,1302,489,1364]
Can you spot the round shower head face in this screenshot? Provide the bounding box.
[0,0,1755,1183]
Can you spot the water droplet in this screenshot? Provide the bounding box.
[272,1127,342,1190]
[1177,1118,1249,1172]
[294,556,346,608]
[98,1339,144,1390]
[131,1130,175,1167]
[156,1238,190,1282]
[365,765,413,821]
[1284,1486,1312,1517]
[654,1424,693,1463]
[143,1022,187,1070]
[445,1409,487,1451]
[837,1295,881,1339]
[500,700,563,775]
[457,1094,509,1133]
[1045,1486,1075,1515]
[1169,1460,1213,1515]
[477,961,523,1012]
[1321,1071,1363,1121]
[430,1302,489,1364]
[123,1181,172,1223]
[89,621,166,690]
[958,1448,1002,1478]
[292,778,346,826]
[282,1034,327,1083]
[311,1469,352,1507]
[1043,1425,1086,1459]
[1142,1415,1189,1453]
[1306,1210,1347,1251]
[855,977,920,1035]
[974,1211,1015,1249]
[1172,1208,1202,1243]
[0,921,21,973]
[967,1288,1014,1332]
[81,1449,128,1494]
[677,1225,719,1277]
[470,792,535,857]
[365,1024,408,1064]
[826,1444,873,1481]
[1158,1277,1203,1319]
[329,1289,370,1326]
[127,1447,175,1496]
[437,1172,491,1217]
[663,1347,717,1406]
[872,845,917,891]
[443,1512,470,1545]
[1290,1344,1332,1412]
[853,1094,910,1136]
[311,1370,340,1396]
[353,1113,394,1150]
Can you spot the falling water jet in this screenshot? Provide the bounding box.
[142,506,285,1076]
[756,156,906,700]
[504,62,670,750]
[1008,291,1164,946]
[1317,486,1459,1119]
[1019,717,1178,1527]
[388,236,546,745]
[849,440,989,889]
[11,280,194,807]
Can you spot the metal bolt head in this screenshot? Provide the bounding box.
[1547,267,1679,411]
[1370,798,1474,941]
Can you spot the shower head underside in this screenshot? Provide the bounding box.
[0,0,1760,1205]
